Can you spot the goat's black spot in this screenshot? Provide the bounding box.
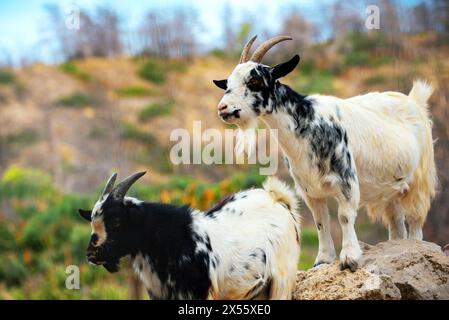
[284,156,290,170]
[317,223,322,231]
[339,215,349,224]
[204,234,212,252]
[205,194,235,218]
[307,153,314,162]
[260,250,266,264]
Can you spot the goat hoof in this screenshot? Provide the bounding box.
[313,261,331,268]
[339,246,362,272]
[339,260,358,272]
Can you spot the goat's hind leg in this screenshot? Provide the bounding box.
[384,201,407,240]
[268,274,296,300]
[407,217,423,240]
[303,196,336,267]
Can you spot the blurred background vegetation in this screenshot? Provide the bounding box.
[0,0,448,299]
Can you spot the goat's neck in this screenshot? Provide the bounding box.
[261,83,313,158]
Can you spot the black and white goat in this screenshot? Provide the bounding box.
[78,172,300,299]
[213,35,437,271]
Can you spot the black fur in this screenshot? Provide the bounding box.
[78,209,92,221]
[133,202,212,299]
[272,55,300,80]
[80,196,213,299]
[213,79,227,90]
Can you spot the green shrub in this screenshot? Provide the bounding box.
[230,169,265,190]
[134,147,173,174]
[0,253,27,286]
[0,70,15,85]
[117,86,153,97]
[348,32,389,52]
[294,72,335,94]
[120,121,157,145]
[0,166,54,201]
[69,224,91,260]
[57,92,93,108]
[138,60,167,84]
[0,220,16,251]
[138,101,174,121]
[344,51,370,66]
[60,61,91,81]
[5,129,39,146]
[371,55,395,66]
[20,217,46,251]
[90,282,129,300]
[300,59,315,75]
[46,193,90,220]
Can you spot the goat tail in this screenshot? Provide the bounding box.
[401,80,437,225]
[263,177,298,215]
[409,79,433,108]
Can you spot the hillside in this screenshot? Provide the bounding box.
[0,34,448,299]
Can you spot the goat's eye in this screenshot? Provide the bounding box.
[247,78,263,91]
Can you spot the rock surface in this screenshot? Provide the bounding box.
[293,240,449,300]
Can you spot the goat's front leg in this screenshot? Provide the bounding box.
[304,196,336,266]
[337,199,362,272]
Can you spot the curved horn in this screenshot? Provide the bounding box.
[111,171,146,201]
[101,173,117,197]
[239,35,257,63]
[250,36,292,63]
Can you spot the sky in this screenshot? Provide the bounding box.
[0,0,421,65]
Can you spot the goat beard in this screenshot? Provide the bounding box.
[235,118,258,157]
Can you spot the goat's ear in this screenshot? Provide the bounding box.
[78,209,92,222]
[271,55,300,80]
[213,79,227,90]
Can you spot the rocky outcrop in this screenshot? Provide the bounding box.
[293,240,449,300]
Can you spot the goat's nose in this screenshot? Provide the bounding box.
[218,102,228,112]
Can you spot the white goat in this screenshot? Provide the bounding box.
[213,35,437,271]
